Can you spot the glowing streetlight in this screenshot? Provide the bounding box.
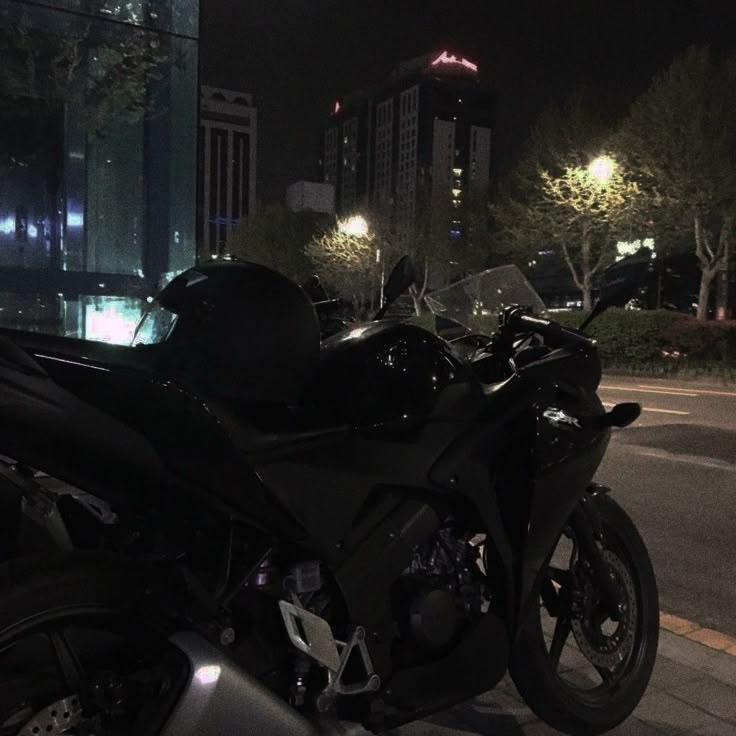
[588,155,615,185]
[338,215,369,238]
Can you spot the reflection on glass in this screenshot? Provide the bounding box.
[0,293,59,332]
[62,295,143,344]
[131,302,178,346]
[86,126,144,275]
[0,0,198,339]
[83,296,143,344]
[20,0,199,38]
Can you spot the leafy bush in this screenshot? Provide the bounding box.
[659,318,736,364]
[549,309,679,364]
[549,309,736,367]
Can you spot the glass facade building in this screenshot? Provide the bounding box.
[0,0,199,343]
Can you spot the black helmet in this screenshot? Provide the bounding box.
[134,261,320,404]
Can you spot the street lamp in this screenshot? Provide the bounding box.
[588,155,615,185]
[338,215,369,238]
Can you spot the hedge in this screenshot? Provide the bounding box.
[408,308,736,373]
[550,309,736,368]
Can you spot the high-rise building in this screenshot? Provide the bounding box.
[286,181,335,215]
[198,86,258,257]
[0,0,199,343]
[322,51,493,244]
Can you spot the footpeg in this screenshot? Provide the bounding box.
[279,601,381,710]
[279,600,341,671]
[316,626,381,712]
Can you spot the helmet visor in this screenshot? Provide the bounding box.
[131,302,179,346]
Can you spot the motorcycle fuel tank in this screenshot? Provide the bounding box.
[307,321,471,429]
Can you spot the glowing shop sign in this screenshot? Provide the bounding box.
[431,51,478,73]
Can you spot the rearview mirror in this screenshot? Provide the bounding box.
[383,256,416,307]
[579,251,652,332]
[600,250,652,307]
[599,269,641,308]
[302,275,329,303]
[607,402,641,428]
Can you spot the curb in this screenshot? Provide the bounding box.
[660,612,736,656]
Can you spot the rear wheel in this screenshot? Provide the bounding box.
[0,556,188,736]
[510,495,659,735]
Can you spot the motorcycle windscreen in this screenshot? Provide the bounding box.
[0,337,172,501]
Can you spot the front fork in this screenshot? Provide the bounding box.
[570,486,624,620]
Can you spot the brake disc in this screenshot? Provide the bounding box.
[17,696,83,736]
[571,549,638,670]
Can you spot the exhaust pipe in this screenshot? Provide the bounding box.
[164,632,366,736]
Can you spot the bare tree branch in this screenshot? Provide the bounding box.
[619,46,736,319]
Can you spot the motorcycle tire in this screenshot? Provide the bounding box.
[0,554,177,633]
[0,555,186,736]
[509,494,659,735]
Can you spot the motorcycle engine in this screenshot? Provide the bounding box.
[393,524,485,664]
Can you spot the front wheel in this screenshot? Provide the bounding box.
[510,494,659,735]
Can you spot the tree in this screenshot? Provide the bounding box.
[404,193,452,315]
[541,160,640,310]
[617,46,736,320]
[304,223,382,317]
[494,90,641,310]
[226,203,327,283]
[363,189,492,316]
[0,23,168,137]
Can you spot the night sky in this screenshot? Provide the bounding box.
[200,0,735,203]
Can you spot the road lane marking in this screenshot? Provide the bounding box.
[631,448,736,471]
[602,401,690,416]
[637,384,736,398]
[600,385,699,398]
[640,407,690,415]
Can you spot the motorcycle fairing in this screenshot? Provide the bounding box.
[0,335,174,504]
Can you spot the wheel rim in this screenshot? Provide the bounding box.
[0,608,184,736]
[538,521,644,700]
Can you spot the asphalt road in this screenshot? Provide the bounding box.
[596,375,736,637]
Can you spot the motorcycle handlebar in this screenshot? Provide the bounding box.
[501,307,592,349]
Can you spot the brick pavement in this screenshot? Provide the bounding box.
[393,627,736,736]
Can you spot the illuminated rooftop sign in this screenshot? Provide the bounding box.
[431,51,478,73]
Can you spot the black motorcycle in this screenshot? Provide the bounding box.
[0,257,657,736]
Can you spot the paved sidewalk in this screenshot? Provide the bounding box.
[394,627,736,735]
